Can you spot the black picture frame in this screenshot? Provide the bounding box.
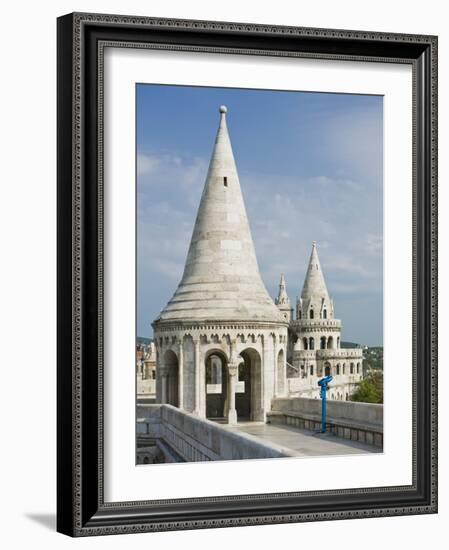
[57,12,438,537]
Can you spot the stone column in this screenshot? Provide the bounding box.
[259,334,266,422]
[199,351,206,418]
[161,372,168,404]
[282,341,288,396]
[262,334,273,412]
[194,338,200,415]
[273,336,279,397]
[155,344,161,402]
[167,372,173,404]
[227,363,239,425]
[178,339,184,410]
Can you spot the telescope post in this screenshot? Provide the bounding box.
[317,375,333,434]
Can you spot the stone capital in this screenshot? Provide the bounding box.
[227,362,240,377]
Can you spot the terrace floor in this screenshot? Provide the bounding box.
[227,421,381,457]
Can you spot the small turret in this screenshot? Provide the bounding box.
[275,273,293,322]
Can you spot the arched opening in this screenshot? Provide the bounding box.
[324,362,331,377]
[205,351,228,419]
[350,363,354,374]
[327,336,334,349]
[236,348,262,421]
[336,363,340,375]
[346,393,349,401]
[277,349,286,395]
[309,337,315,350]
[342,363,346,375]
[309,309,314,319]
[337,337,340,348]
[320,336,326,350]
[323,309,327,319]
[303,337,308,350]
[162,350,179,407]
[310,365,314,376]
[357,362,360,374]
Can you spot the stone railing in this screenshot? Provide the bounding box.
[287,376,360,393]
[293,348,363,359]
[292,350,317,360]
[137,404,296,462]
[291,319,341,330]
[315,348,363,359]
[268,397,383,448]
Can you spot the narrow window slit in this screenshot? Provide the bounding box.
[223,177,228,187]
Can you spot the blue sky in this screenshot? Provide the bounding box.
[137,84,383,346]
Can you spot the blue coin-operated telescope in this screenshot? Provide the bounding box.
[317,375,333,433]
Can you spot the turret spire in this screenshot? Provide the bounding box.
[301,242,329,300]
[275,273,293,322]
[298,242,333,320]
[275,274,290,306]
[155,106,286,324]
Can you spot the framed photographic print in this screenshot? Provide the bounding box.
[57,12,438,536]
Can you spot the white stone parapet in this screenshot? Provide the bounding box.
[268,397,383,448]
[137,404,295,461]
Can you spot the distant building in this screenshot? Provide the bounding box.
[136,341,156,398]
[151,106,362,425]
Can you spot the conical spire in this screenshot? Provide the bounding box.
[301,242,329,300]
[275,274,291,306]
[299,242,333,319]
[156,106,286,324]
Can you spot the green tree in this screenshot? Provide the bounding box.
[351,370,383,404]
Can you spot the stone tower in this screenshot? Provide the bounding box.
[275,274,293,322]
[289,242,363,400]
[152,106,288,423]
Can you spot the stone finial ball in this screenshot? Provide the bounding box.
[219,105,228,113]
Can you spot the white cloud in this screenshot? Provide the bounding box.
[137,135,382,344]
[137,151,208,191]
[137,154,160,176]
